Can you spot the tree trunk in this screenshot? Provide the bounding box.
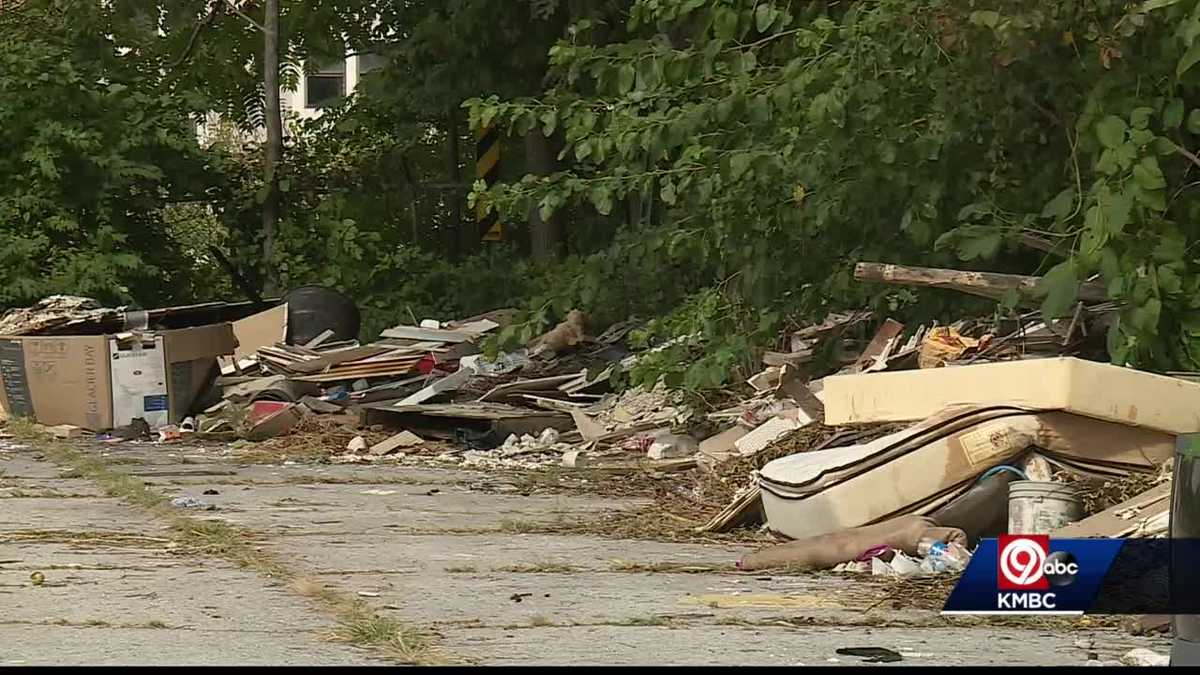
[526,130,561,260]
[445,108,462,260]
[853,262,1109,303]
[262,0,283,296]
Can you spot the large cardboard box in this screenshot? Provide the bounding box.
[0,323,235,430]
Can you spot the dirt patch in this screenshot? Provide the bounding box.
[228,416,391,465]
[0,529,172,549]
[517,423,905,543]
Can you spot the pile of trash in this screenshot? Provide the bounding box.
[187,299,701,473]
[2,259,1197,586]
[705,261,1187,576]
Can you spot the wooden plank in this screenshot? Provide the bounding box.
[452,319,500,334]
[793,311,872,340]
[293,363,419,383]
[303,329,335,349]
[698,486,762,533]
[521,394,589,411]
[850,318,904,373]
[376,402,569,421]
[395,367,473,405]
[854,262,1109,303]
[361,402,574,436]
[563,457,697,474]
[287,345,394,374]
[762,350,813,368]
[379,325,480,342]
[219,356,259,376]
[479,372,586,402]
[287,344,324,357]
[350,349,431,365]
[317,361,423,376]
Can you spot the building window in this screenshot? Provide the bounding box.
[358,52,388,75]
[305,59,345,109]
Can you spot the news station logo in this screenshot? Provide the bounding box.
[995,535,1079,610]
[942,536,1127,615]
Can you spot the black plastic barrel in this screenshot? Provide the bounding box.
[283,286,360,346]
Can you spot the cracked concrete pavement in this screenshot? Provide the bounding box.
[0,438,1172,665]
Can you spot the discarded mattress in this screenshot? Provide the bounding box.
[822,356,1200,435]
[759,406,1174,540]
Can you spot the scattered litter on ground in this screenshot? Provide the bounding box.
[835,647,904,663]
[1120,648,1170,667]
[171,496,215,510]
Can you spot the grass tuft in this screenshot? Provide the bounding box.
[497,519,545,534]
[334,612,441,664]
[495,562,579,574]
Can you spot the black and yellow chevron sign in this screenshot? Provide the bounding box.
[476,125,502,241]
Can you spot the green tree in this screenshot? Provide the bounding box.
[0,0,214,306]
[465,0,1200,381]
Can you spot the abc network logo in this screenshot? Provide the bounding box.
[997,534,1079,592]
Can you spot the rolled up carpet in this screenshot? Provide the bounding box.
[738,514,967,572]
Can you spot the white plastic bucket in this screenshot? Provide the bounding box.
[1007,480,1083,534]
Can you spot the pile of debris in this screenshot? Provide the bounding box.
[195,302,705,473]
[1,258,1196,591]
[694,260,1190,579]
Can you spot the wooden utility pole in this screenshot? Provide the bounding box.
[262,0,283,296]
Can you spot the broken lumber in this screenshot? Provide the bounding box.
[850,318,904,373]
[854,262,1108,303]
[478,372,585,403]
[395,367,473,405]
[285,345,394,374]
[1052,482,1171,538]
[762,350,813,368]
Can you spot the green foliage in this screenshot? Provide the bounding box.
[0,0,214,307]
[17,0,1200,391]
[458,0,1200,382]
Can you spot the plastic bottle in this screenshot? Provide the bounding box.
[917,538,971,574]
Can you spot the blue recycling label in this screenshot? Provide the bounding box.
[143,394,169,412]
